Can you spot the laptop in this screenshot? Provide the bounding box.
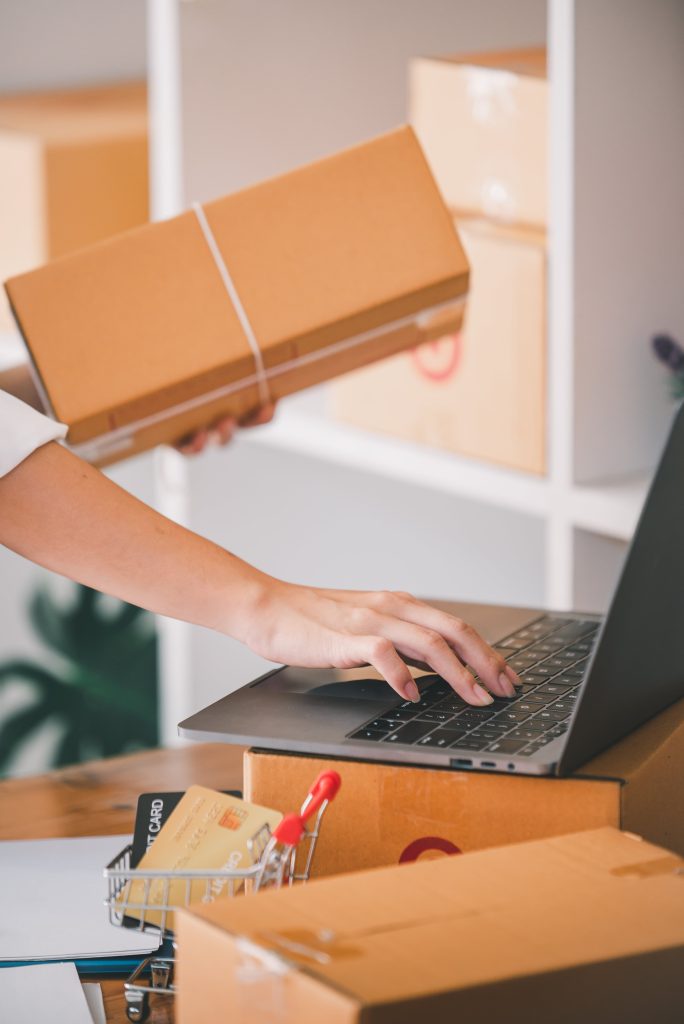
[179,402,684,777]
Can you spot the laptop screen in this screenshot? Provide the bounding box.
[559,401,684,773]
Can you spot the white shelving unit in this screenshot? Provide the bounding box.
[141,0,684,733]
[223,0,683,610]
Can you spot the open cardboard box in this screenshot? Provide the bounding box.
[176,828,684,1023]
[245,690,684,876]
[4,127,468,466]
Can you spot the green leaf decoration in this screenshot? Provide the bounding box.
[0,585,159,775]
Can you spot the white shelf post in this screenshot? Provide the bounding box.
[147,0,192,746]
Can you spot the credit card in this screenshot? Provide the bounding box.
[121,786,282,930]
[131,791,241,867]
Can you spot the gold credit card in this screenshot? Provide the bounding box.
[120,785,283,929]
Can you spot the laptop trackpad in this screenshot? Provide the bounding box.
[309,679,394,701]
[267,667,396,702]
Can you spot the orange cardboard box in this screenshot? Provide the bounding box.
[0,81,148,331]
[176,828,684,1024]
[332,215,546,474]
[410,47,547,227]
[4,127,468,466]
[245,694,684,878]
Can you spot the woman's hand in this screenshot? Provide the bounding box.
[175,404,277,455]
[240,580,520,706]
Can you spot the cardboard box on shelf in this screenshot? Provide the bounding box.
[176,828,684,1024]
[4,127,469,466]
[0,81,148,332]
[332,215,546,474]
[410,47,547,227]
[244,693,684,878]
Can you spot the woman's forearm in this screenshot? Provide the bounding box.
[0,439,519,705]
[0,441,266,640]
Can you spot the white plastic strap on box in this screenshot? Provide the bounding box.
[69,291,468,462]
[192,201,271,408]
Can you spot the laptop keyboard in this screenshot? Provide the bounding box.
[347,616,599,758]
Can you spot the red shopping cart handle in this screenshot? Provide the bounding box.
[273,813,306,847]
[299,770,342,823]
[272,771,342,848]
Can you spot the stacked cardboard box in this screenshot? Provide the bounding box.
[332,49,548,475]
[245,693,684,877]
[0,81,148,332]
[176,828,684,1023]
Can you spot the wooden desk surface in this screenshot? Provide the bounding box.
[0,743,245,1024]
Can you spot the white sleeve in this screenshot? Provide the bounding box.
[0,389,68,478]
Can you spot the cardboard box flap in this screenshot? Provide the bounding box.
[183,829,684,1007]
[422,47,546,78]
[5,126,468,441]
[0,81,147,143]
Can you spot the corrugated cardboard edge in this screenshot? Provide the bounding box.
[176,908,362,1024]
[64,294,468,463]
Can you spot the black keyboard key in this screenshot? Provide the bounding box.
[456,709,496,722]
[526,621,559,637]
[516,700,549,714]
[350,728,388,741]
[493,645,518,657]
[537,657,568,673]
[537,710,569,725]
[434,701,469,715]
[553,620,598,641]
[417,711,454,723]
[496,637,531,651]
[508,728,546,741]
[496,710,533,724]
[548,723,570,737]
[366,718,402,731]
[537,616,572,629]
[521,738,550,753]
[379,707,417,722]
[449,737,489,751]
[508,653,541,670]
[548,700,574,714]
[418,729,467,748]
[383,721,436,745]
[522,668,553,679]
[467,728,507,741]
[485,738,531,754]
[536,682,572,696]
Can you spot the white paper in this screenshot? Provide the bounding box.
[0,962,93,1023]
[0,835,159,960]
[83,982,106,1024]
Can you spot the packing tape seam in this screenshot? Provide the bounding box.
[68,293,467,461]
[192,201,271,408]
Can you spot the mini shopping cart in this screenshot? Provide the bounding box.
[104,770,341,1022]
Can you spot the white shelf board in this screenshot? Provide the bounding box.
[245,407,551,518]
[570,474,651,542]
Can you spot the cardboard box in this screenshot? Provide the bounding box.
[245,694,684,877]
[332,216,546,474]
[0,81,148,331]
[410,47,547,227]
[176,828,684,1023]
[5,127,468,466]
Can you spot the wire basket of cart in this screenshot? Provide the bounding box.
[104,770,341,1022]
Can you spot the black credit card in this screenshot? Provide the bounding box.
[131,789,242,867]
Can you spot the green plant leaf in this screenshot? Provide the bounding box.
[0,697,58,774]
